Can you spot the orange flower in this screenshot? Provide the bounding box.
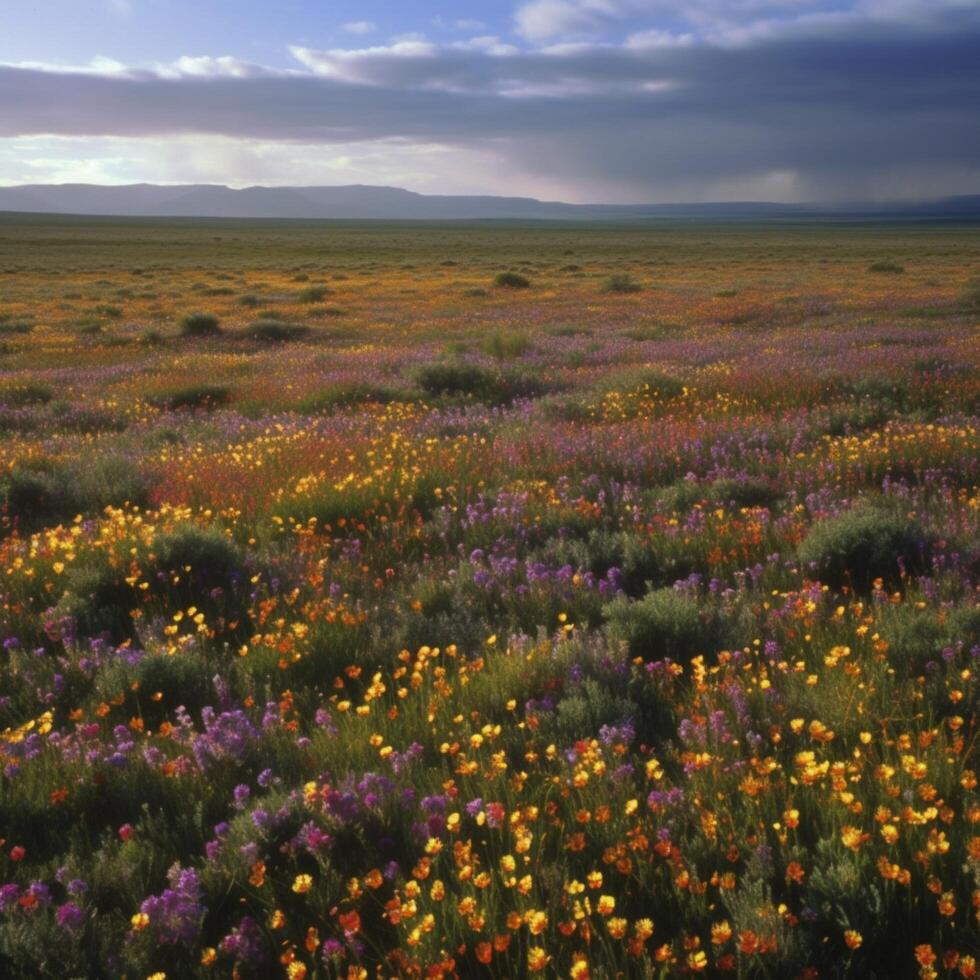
[844,930,862,950]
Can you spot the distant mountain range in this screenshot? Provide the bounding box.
[1,183,979,222]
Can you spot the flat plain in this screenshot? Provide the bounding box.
[0,214,978,978]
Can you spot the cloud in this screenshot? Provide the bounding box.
[0,1,978,201]
[342,21,377,35]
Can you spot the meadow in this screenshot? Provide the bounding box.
[0,212,977,978]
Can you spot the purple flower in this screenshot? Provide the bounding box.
[57,902,86,932]
[138,865,205,944]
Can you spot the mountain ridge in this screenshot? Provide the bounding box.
[1,183,979,222]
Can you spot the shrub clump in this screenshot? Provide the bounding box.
[480,330,532,360]
[1,382,54,406]
[297,286,330,303]
[57,524,250,643]
[868,261,905,274]
[493,271,531,289]
[180,312,221,337]
[242,320,309,342]
[413,362,548,404]
[602,273,642,293]
[151,384,230,411]
[296,382,405,413]
[605,587,729,662]
[798,504,931,591]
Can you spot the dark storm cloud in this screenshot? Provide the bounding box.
[2,4,979,199]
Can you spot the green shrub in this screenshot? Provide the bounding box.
[298,286,330,303]
[1,381,54,406]
[413,361,549,404]
[414,362,497,398]
[798,504,931,591]
[480,330,532,360]
[150,525,250,636]
[868,261,905,274]
[596,367,686,401]
[56,563,137,642]
[602,274,642,293]
[296,382,404,413]
[493,272,531,289]
[57,525,249,643]
[606,587,727,662]
[709,477,779,509]
[1,456,150,532]
[151,384,230,410]
[242,320,309,342]
[179,312,221,337]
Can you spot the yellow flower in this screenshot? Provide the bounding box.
[527,947,549,972]
[292,874,313,894]
[287,963,307,980]
[131,912,150,931]
[687,951,708,971]
[844,930,863,950]
[635,918,655,940]
[597,895,616,916]
[526,910,549,935]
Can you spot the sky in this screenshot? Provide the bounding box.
[1,0,979,202]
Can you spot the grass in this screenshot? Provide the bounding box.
[0,213,976,979]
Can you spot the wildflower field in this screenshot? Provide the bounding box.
[0,213,978,978]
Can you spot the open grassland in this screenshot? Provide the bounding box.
[0,214,978,978]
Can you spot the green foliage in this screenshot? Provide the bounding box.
[413,361,549,403]
[493,271,531,289]
[602,273,642,293]
[151,384,230,410]
[297,285,330,303]
[179,312,221,337]
[605,587,730,662]
[242,320,309,342]
[295,381,406,413]
[480,329,532,360]
[798,504,931,591]
[1,456,149,531]
[1,382,54,406]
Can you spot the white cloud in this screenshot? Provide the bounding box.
[342,21,377,35]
